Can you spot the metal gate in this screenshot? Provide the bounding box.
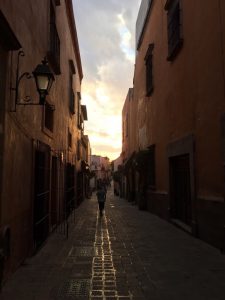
[170,154,192,225]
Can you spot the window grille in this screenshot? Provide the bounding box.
[145,44,154,96]
[48,1,60,74]
[165,0,183,60]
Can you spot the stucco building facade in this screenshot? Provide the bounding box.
[112,155,123,197]
[90,155,111,190]
[123,0,225,250]
[122,88,138,202]
[0,0,87,282]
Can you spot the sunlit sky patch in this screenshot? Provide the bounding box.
[117,14,135,62]
[73,0,141,160]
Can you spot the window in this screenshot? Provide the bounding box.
[68,130,72,149]
[47,0,60,74]
[81,105,87,132]
[77,140,81,160]
[69,60,76,114]
[44,102,54,132]
[77,104,81,129]
[145,44,154,96]
[69,88,75,115]
[69,73,75,114]
[165,0,183,60]
[77,92,81,129]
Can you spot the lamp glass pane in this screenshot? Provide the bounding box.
[37,75,49,91]
[47,77,53,93]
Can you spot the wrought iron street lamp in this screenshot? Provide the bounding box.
[11,50,55,111]
[33,59,55,105]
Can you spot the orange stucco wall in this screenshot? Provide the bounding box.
[0,0,83,279]
[134,0,225,199]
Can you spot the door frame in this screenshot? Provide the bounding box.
[33,141,51,251]
[169,153,192,225]
[167,134,197,235]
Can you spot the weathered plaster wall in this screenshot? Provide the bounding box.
[0,0,82,278]
[134,0,225,196]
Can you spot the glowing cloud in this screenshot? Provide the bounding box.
[73,0,141,160]
[117,14,135,62]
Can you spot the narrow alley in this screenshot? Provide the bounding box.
[1,187,225,300]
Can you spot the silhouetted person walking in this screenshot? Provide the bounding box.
[96,185,106,216]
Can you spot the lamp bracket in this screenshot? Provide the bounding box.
[10,50,45,111]
[17,72,32,86]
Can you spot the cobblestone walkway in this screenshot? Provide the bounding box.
[90,215,131,298]
[1,188,225,300]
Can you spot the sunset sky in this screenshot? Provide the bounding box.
[73,0,141,160]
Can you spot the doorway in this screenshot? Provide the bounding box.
[50,156,58,230]
[33,146,50,250]
[170,154,192,225]
[65,163,75,218]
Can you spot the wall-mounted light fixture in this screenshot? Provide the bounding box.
[11,50,55,111]
[32,58,55,105]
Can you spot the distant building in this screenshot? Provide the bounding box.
[90,155,111,189]
[0,0,88,282]
[112,155,123,197]
[122,88,137,202]
[76,105,90,204]
[122,0,225,250]
[113,156,123,173]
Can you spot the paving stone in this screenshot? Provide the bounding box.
[1,188,225,300]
